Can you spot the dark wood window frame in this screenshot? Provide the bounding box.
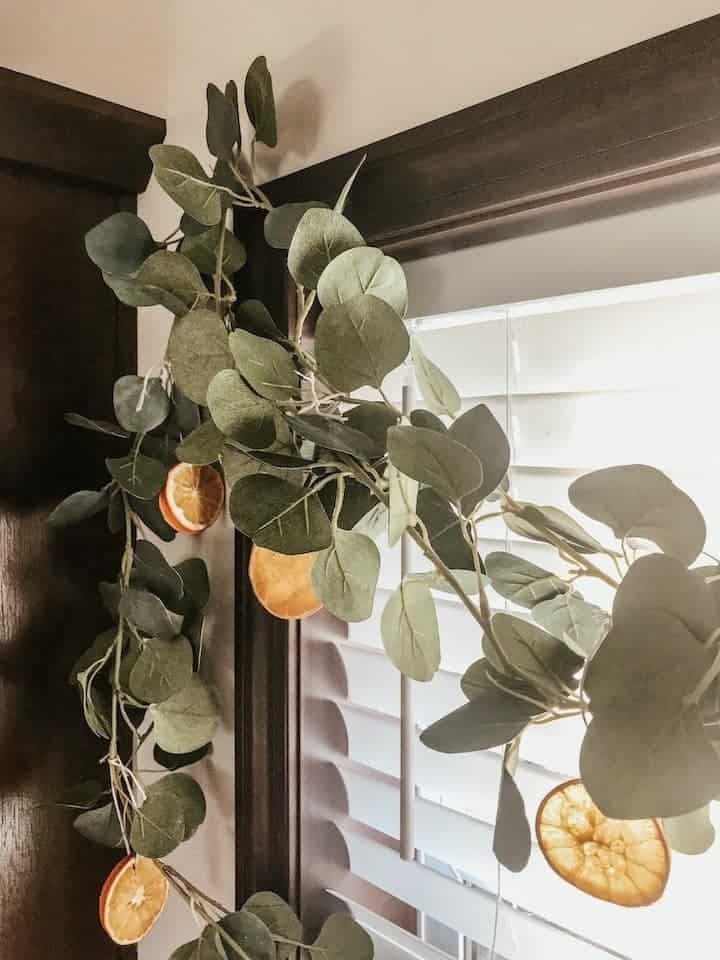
[235,13,720,907]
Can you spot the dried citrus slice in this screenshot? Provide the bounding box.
[160,463,224,534]
[99,855,169,944]
[249,545,323,619]
[536,779,670,907]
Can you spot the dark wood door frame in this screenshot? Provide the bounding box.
[235,12,720,910]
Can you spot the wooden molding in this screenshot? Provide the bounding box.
[0,67,165,193]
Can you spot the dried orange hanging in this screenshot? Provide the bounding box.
[536,779,670,907]
[99,855,169,945]
[160,463,224,534]
[249,545,323,619]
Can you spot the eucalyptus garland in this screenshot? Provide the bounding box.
[52,52,720,954]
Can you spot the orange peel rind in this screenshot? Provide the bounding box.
[99,855,169,945]
[249,545,323,620]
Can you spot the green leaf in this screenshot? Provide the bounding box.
[103,270,157,308]
[320,478,377,532]
[85,212,155,276]
[244,55,277,147]
[387,463,418,546]
[119,588,184,641]
[132,539,184,608]
[206,82,239,162]
[207,369,276,448]
[312,529,380,622]
[314,914,373,960]
[177,419,225,465]
[663,805,715,855]
[334,155,366,214]
[569,464,706,566]
[48,489,109,528]
[287,414,378,460]
[409,409,446,432]
[228,329,297,401]
[449,404,510,512]
[113,374,170,433]
[381,578,440,681]
[129,493,177,541]
[129,635,194,703]
[154,743,211,771]
[182,226,247,276]
[169,942,199,960]
[580,705,720,819]
[413,568,484,596]
[318,245,408,318]
[494,748,531,872]
[175,557,211,612]
[235,299,282,340]
[211,909,274,960]
[150,145,225,226]
[229,475,332,555]
[151,676,220,754]
[387,425,484,505]
[487,613,582,693]
[167,308,235,406]
[532,592,610,657]
[288,208,364,289]
[64,412,129,438]
[106,454,166,499]
[222,447,294,488]
[485,552,568,609]
[146,772,206,840]
[134,250,208,316]
[264,202,329,250]
[345,402,398,457]
[461,658,535,701]
[416,488,476,571]
[410,338,460,417]
[243,892,303,960]
[420,687,537,753]
[504,502,606,554]
[315,294,410,392]
[58,779,108,810]
[130,791,185,857]
[73,802,122,848]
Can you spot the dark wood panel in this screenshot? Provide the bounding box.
[0,67,165,194]
[264,14,720,257]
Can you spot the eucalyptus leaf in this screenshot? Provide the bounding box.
[320,478,377,532]
[504,502,606,555]
[345,402,398,456]
[167,308,235,406]
[154,742,211,771]
[113,374,170,433]
[381,578,440,681]
[58,779,108,811]
[85,212,155,276]
[235,299,282,340]
[182,226,247,276]
[461,658,533,701]
[387,425,484,505]
[488,613,582,693]
[494,752,531,872]
[409,409,446,432]
[485,552,568,609]
[288,208,364,289]
[150,145,225,226]
[48,489,109,528]
[230,475,332,554]
[177,419,225,465]
[244,55,277,147]
[131,539,184,608]
[129,635,194,703]
[242,892,303,948]
[449,404,510,513]
[228,329,297,400]
[103,271,158,308]
[73,802,122,848]
[146,772,206,840]
[151,676,220,754]
[106,454,166,499]
[130,790,185,857]
[315,294,409,392]
[414,568,483,596]
[119,587,184,641]
[314,914,373,960]
[334,154,366,214]
[411,338,461,418]
[64,412,129,438]
[206,82,239,162]
[222,446,295,487]
[416,488,476,571]
[318,245,408,318]
[134,250,208,316]
[420,687,537,753]
[311,529,380,622]
[287,414,378,460]
[387,463,419,546]
[532,592,610,657]
[129,493,177,541]
[169,942,199,960]
[264,202,329,250]
[569,464,706,566]
[207,369,276,448]
[663,805,716,855]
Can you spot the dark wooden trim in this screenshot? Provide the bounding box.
[234,12,720,908]
[0,67,165,193]
[264,14,720,258]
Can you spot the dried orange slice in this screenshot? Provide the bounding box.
[99,855,169,944]
[160,463,224,534]
[249,545,323,620]
[536,779,670,907]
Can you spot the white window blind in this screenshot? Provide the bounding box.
[300,270,720,960]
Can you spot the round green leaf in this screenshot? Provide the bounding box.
[103,270,158,307]
[488,613,582,693]
[314,914,373,960]
[182,226,247,276]
[242,892,303,951]
[532,592,610,657]
[175,557,211,612]
[106,454,167,500]
[449,404,510,512]
[318,245,408,317]
[147,772,207,840]
[229,475,332,555]
[207,369,277,448]
[416,488,476,571]
[85,212,156,276]
[387,463,419,547]
[387,425,484,505]
[176,419,225,465]
[73,802,123,848]
[312,529,380,622]
[504,502,606,555]
[420,687,538,753]
[315,294,410,392]
[287,414,378,460]
[663,805,715,855]
[235,299,282,340]
[48,489,109,528]
[264,202,329,250]
[206,82,239,162]
[129,493,177,541]
[288,208,364,289]
[113,375,170,434]
[485,552,568,609]
[167,308,235,406]
[150,676,220,754]
[244,55,277,147]
[345,402,398,456]
[134,250,208,316]
[228,329,297,401]
[129,635,194,704]
[409,409,446,432]
[381,578,440,681]
[150,144,225,226]
[119,587,184,641]
[131,540,184,608]
[170,942,199,960]
[130,791,185,857]
[410,338,460,417]
[494,762,531,873]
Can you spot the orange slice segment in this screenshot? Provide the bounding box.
[536,779,670,907]
[249,545,323,620]
[99,855,169,945]
[162,463,224,534]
